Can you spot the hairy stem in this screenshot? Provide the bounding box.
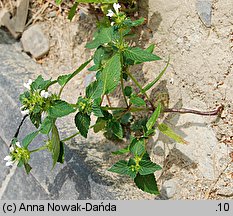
[163,105,224,116]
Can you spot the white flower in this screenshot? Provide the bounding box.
[40,90,50,99]
[4,155,12,161]
[4,155,14,167]
[21,109,30,116]
[113,3,121,14]
[15,142,21,148]
[111,22,115,26]
[23,79,33,90]
[6,161,14,167]
[106,9,114,17]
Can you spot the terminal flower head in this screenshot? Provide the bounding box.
[23,79,33,90]
[106,3,121,17]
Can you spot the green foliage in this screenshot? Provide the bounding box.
[12,1,195,196]
[158,123,187,144]
[48,100,76,118]
[75,112,91,138]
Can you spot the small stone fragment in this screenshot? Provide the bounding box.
[196,0,212,28]
[163,180,177,199]
[21,25,50,59]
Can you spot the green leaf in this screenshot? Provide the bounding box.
[86,80,103,99]
[143,57,170,92]
[22,131,39,148]
[124,86,132,97]
[124,47,161,63]
[146,102,161,131]
[112,146,130,155]
[145,44,155,53]
[130,138,145,156]
[101,53,121,94]
[108,160,137,179]
[120,112,132,124]
[57,59,91,87]
[24,163,32,174]
[48,100,76,118]
[134,173,159,195]
[139,160,162,175]
[31,75,52,91]
[93,46,113,67]
[109,121,123,139]
[123,18,145,27]
[93,118,106,133]
[68,2,79,21]
[86,27,114,49]
[92,103,104,117]
[130,95,146,106]
[57,141,65,164]
[40,117,54,134]
[158,123,187,144]
[30,113,41,128]
[51,125,61,168]
[75,112,90,138]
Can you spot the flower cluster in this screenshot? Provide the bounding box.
[4,142,30,167]
[106,3,121,17]
[20,79,51,116]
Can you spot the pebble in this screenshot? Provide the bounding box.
[196,0,212,28]
[162,179,177,198]
[21,24,50,59]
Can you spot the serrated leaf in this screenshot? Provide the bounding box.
[30,112,41,128]
[93,118,106,133]
[24,163,32,174]
[31,75,52,91]
[51,125,60,168]
[57,141,65,164]
[86,27,114,49]
[120,112,132,124]
[146,102,161,131]
[143,57,170,92]
[86,80,103,99]
[158,123,188,144]
[109,121,123,139]
[68,2,79,21]
[124,47,161,63]
[57,59,91,87]
[22,131,39,148]
[48,100,76,118]
[130,95,146,106]
[139,160,162,175]
[124,86,132,97]
[101,53,121,94]
[75,112,90,138]
[112,146,130,155]
[130,138,145,156]
[123,18,145,27]
[134,173,159,195]
[40,117,54,134]
[108,160,137,179]
[92,103,104,117]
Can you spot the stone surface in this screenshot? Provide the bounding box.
[21,24,50,59]
[196,0,212,27]
[14,0,29,32]
[162,179,178,199]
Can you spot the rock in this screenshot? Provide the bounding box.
[0,9,20,39]
[196,0,212,27]
[14,0,29,33]
[21,25,50,59]
[162,179,178,198]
